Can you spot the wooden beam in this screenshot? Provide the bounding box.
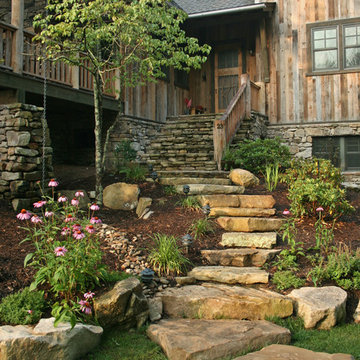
[11,0,24,73]
[259,17,270,83]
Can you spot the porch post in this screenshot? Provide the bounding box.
[259,17,270,83]
[11,0,24,74]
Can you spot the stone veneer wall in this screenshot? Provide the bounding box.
[105,115,163,172]
[0,103,53,209]
[247,112,269,140]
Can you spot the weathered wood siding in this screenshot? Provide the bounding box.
[266,0,360,124]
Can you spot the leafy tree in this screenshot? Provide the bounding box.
[34,0,210,203]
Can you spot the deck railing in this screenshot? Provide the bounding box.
[0,21,16,69]
[213,74,251,171]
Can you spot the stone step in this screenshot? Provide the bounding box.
[220,232,277,249]
[210,207,276,217]
[157,170,229,179]
[188,266,269,284]
[174,184,244,195]
[217,217,284,232]
[198,195,276,208]
[201,249,281,267]
[160,177,231,186]
[147,319,291,360]
[158,283,293,320]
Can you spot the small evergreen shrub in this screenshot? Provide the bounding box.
[0,287,46,325]
[272,270,305,291]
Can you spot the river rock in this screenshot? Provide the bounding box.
[288,286,347,329]
[103,182,139,210]
[147,319,291,360]
[229,169,260,188]
[217,217,284,232]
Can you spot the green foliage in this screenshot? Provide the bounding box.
[118,163,147,182]
[272,270,306,291]
[0,287,46,325]
[222,138,291,174]
[148,234,190,275]
[163,185,177,196]
[114,140,137,166]
[177,196,201,211]
[264,163,280,191]
[314,215,335,253]
[274,250,299,271]
[282,158,354,218]
[189,218,215,240]
[102,270,133,285]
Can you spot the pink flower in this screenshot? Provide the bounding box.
[79,300,92,315]
[31,215,43,224]
[45,211,54,217]
[75,191,84,197]
[316,207,324,212]
[61,227,71,236]
[71,198,79,206]
[54,246,68,256]
[282,209,291,216]
[90,203,100,211]
[85,225,96,234]
[64,214,75,222]
[84,291,95,299]
[72,223,82,231]
[17,209,31,221]
[73,231,85,240]
[90,216,102,224]
[33,200,46,208]
[58,195,67,203]
[27,310,32,314]
[48,179,59,187]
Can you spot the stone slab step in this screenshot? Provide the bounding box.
[175,184,245,195]
[235,344,354,360]
[188,266,269,284]
[160,177,231,186]
[221,232,277,249]
[158,283,293,320]
[198,195,276,208]
[217,217,284,232]
[210,207,276,217]
[201,249,281,267]
[147,319,291,360]
[157,170,229,179]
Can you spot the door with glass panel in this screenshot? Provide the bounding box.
[214,47,243,113]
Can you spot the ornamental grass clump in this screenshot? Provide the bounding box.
[16,180,110,327]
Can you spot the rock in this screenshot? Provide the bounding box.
[217,217,284,232]
[136,197,152,218]
[175,276,197,286]
[188,266,269,285]
[12,198,32,212]
[0,317,103,360]
[147,319,291,360]
[235,344,355,360]
[148,298,163,322]
[174,184,245,195]
[6,131,31,146]
[93,277,149,329]
[61,190,90,210]
[201,249,281,267]
[158,283,293,320]
[197,195,276,208]
[1,172,21,181]
[143,211,154,220]
[210,207,276,217]
[14,148,38,157]
[198,195,240,207]
[160,177,231,186]
[353,301,360,323]
[288,286,347,329]
[103,182,140,210]
[221,232,277,249]
[229,169,260,188]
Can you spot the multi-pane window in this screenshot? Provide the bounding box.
[344,24,360,68]
[312,27,338,70]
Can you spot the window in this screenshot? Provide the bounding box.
[312,136,360,171]
[174,69,189,89]
[308,18,360,74]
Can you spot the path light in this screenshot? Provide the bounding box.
[202,204,211,217]
[148,164,153,173]
[183,184,190,196]
[150,171,158,182]
[182,234,193,254]
[140,268,155,284]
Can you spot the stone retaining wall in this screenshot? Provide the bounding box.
[248,112,269,140]
[105,115,163,172]
[0,103,52,209]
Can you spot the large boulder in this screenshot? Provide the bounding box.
[103,182,140,210]
[288,286,347,329]
[93,277,149,329]
[229,169,260,188]
[147,319,291,360]
[0,318,103,360]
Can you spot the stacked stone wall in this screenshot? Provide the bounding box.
[0,103,52,209]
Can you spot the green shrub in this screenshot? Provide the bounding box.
[119,163,147,182]
[177,196,201,211]
[0,287,46,325]
[189,218,215,240]
[114,140,136,166]
[272,270,306,290]
[163,186,177,196]
[148,234,191,275]
[222,138,291,174]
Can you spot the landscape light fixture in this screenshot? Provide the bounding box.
[181,234,193,254]
[183,184,190,196]
[148,164,153,172]
[150,171,158,182]
[202,204,211,217]
[140,268,155,284]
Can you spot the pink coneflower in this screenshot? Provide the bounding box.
[31,215,43,224]
[54,246,68,256]
[78,299,92,315]
[17,209,31,221]
[27,310,32,314]
[90,216,102,224]
[72,223,82,231]
[316,207,324,212]
[75,191,84,197]
[64,214,75,222]
[33,200,47,208]
[71,198,79,206]
[48,179,59,187]
[85,225,96,234]
[58,195,67,203]
[73,230,85,240]
[45,211,54,217]
[282,209,291,216]
[84,291,95,299]
[90,203,100,211]
[61,227,71,236]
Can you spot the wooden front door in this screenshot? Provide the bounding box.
[214,46,244,113]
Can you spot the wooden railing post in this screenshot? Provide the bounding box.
[11,0,24,73]
[242,74,251,119]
